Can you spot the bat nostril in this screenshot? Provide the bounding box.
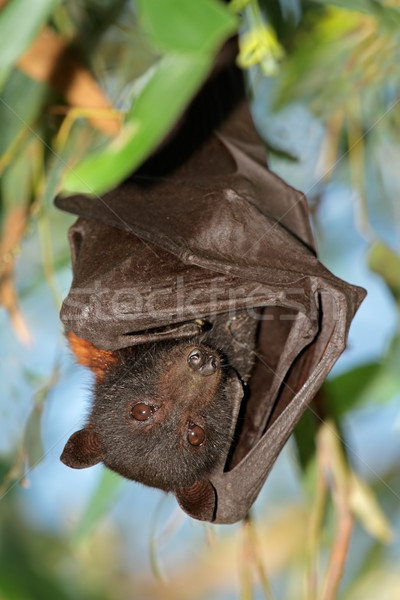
[187,348,204,370]
[187,347,220,376]
[210,356,219,370]
[199,353,220,376]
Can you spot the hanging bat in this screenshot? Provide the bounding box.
[56,42,366,524]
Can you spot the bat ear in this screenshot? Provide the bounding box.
[60,426,103,469]
[175,480,217,522]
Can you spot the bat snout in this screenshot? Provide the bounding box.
[187,347,220,376]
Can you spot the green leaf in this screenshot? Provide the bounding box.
[62,52,212,194]
[0,0,60,89]
[229,0,251,12]
[137,0,238,53]
[325,357,400,418]
[23,368,60,469]
[350,473,393,543]
[23,404,44,469]
[293,406,318,471]
[324,362,381,417]
[74,469,125,543]
[312,0,369,11]
[314,0,400,27]
[368,242,400,304]
[0,70,47,159]
[62,0,237,195]
[1,138,35,211]
[344,570,400,600]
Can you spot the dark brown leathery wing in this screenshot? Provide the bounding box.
[56,45,366,523]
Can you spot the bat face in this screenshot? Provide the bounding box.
[61,341,234,492]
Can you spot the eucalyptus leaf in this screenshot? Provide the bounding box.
[74,469,125,543]
[293,406,318,471]
[344,570,400,600]
[349,473,393,543]
[1,138,35,210]
[0,70,47,158]
[368,242,400,304]
[23,367,60,469]
[62,0,237,195]
[0,0,60,89]
[325,358,400,417]
[324,363,381,418]
[314,0,400,28]
[312,0,373,14]
[23,405,44,469]
[137,0,238,53]
[62,53,212,194]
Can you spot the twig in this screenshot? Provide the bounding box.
[317,422,354,600]
[322,505,354,600]
[240,513,276,600]
[307,455,328,600]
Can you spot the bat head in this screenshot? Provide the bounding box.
[61,342,234,492]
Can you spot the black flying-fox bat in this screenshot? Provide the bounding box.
[62,312,258,494]
[56,40,366,524]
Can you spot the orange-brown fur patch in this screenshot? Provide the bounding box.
[67,330,119,382]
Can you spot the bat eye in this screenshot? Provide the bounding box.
[187,424,205,447]
[131,403,156,422]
